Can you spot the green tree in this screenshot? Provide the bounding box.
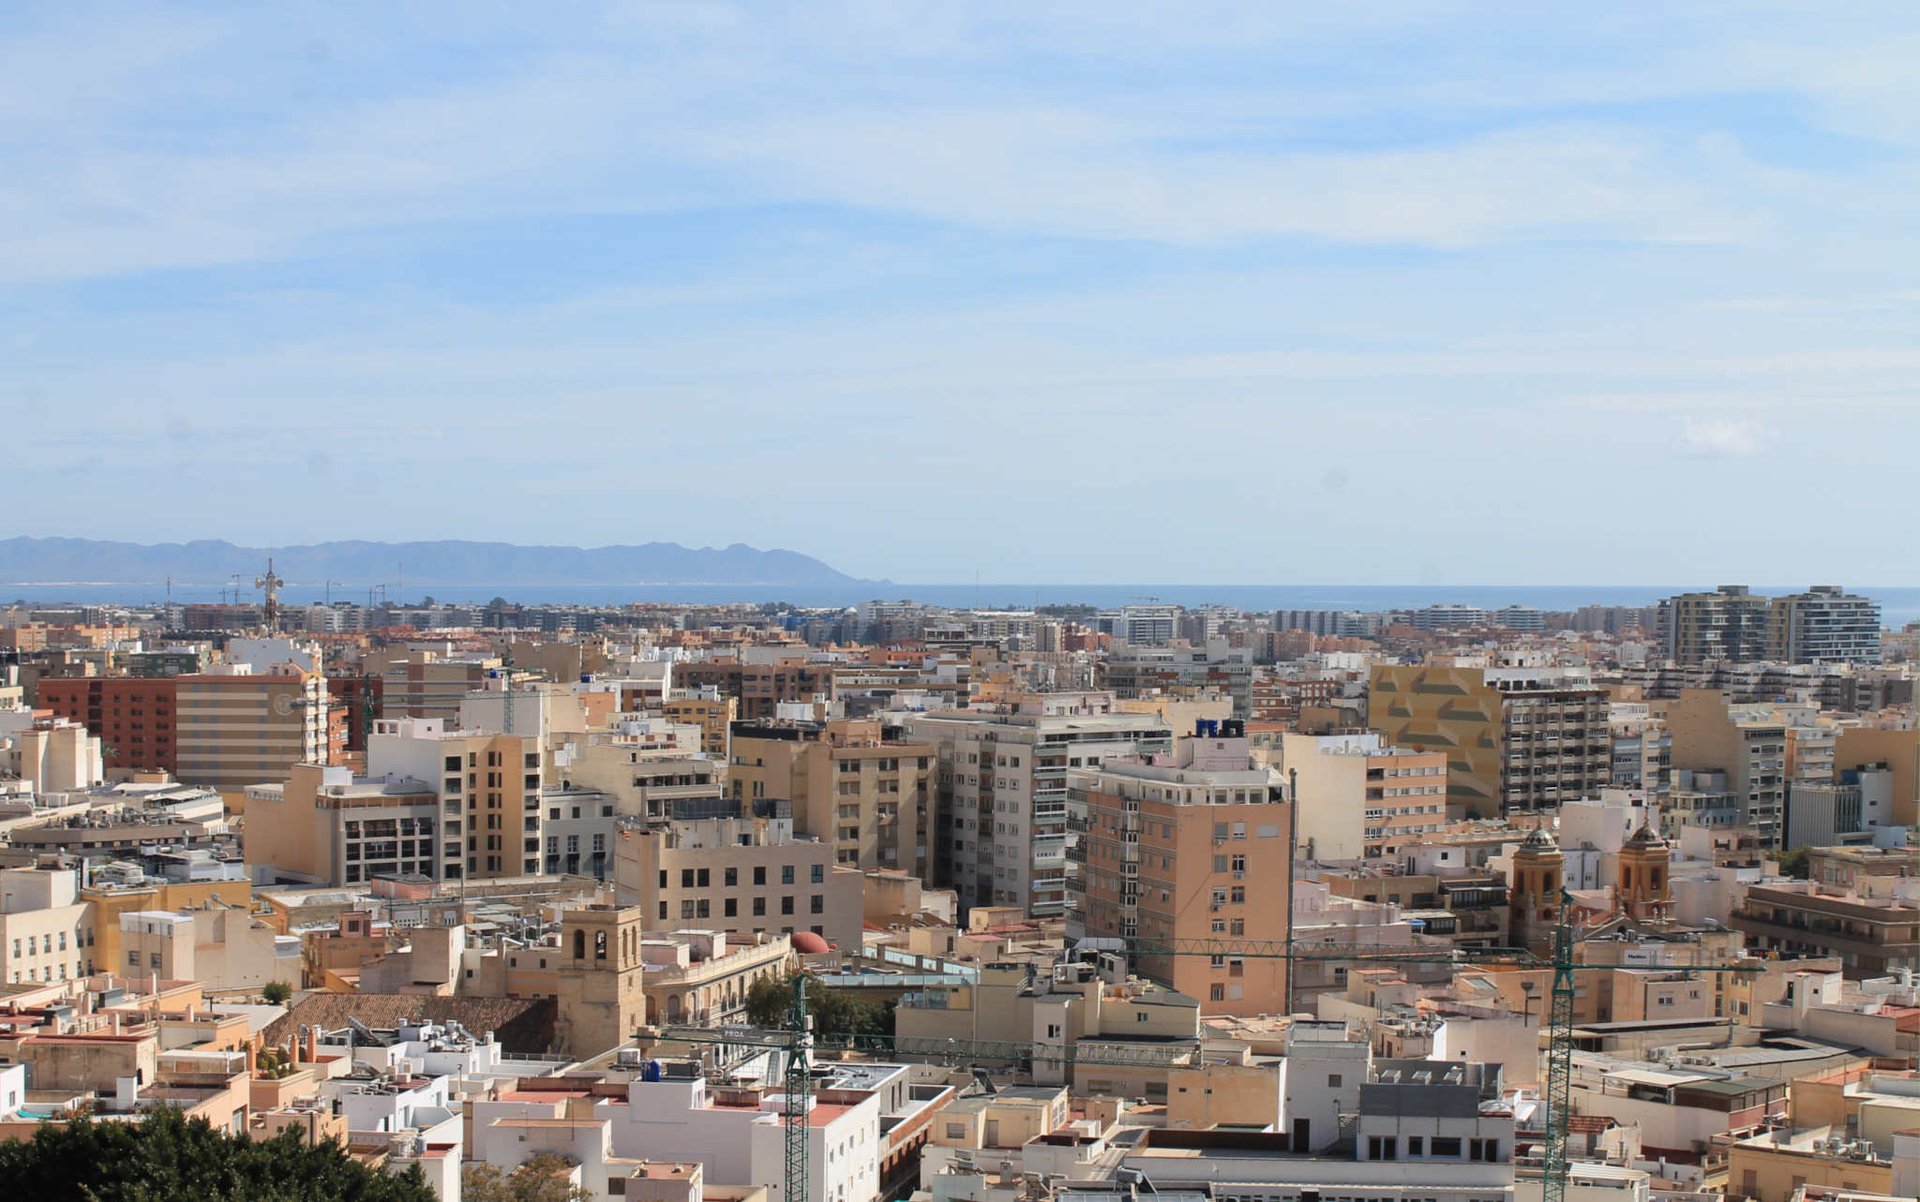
[743,975,895,1039]
[1771,846,1813,880]
[0,1106,434,1201]
[462,1154,592,1202]
[745,974,792,1027]
[261,980,293,1005]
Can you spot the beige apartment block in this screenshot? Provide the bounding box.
[173,669,329,793]
[1069,730,1291,1015]
[118,907,293,994]
[1833,726,1920,828]
[375,652,493,723]
[611,814,863,948]
[0,864,94,986]
[367,717,545,880]
[1726,1126,1895,1202]
[245,763,443,887]
[82,874,252,976]
[660,695,737,759]
[729,717,937,877]
[1668,689,1788,846]
[1278,731,1448,861]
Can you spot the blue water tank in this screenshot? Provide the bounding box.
[641,1059,664,1082]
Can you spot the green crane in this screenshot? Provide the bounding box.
[784,975,811,1202]
[1542,890,1579,1202]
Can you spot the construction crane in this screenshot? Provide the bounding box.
[649,916,1755,1202]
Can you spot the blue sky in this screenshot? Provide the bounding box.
[6,3,1920,585]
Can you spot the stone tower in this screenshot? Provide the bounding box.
[1616,824,1673,921]
[1508,827,1564,956]
[553,904,648,1058]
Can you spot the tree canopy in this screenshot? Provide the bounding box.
[1771,846,1813,880]
[744,974,894,1039]
[463,1154,592,1202]
[0,1107,435,1202]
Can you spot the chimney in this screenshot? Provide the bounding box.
[246,1041,258,1074]
[304,1023,318,1064]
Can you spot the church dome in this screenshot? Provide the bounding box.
[1623,824,1668,850]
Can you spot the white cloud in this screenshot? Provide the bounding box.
[1678,417,1776,458]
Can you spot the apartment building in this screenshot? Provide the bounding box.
[904,692,1173,917]
[1069,723,1291,1015]
[37,676,180,775]
[1833,727,1920,828]
[172,669,330,792]
[1769,586,1883,665]
[1368,663,1609,818]
[611,812,863,948]
[1115,1060,1515,1202]
[1725,1127,1896,1202]
[244,763,444,886]
[676,658,832,720]
[1608,703,1670,800]
[373,652,491,722]
[1732,877,1918,978]
[1667,689,1788,847]
[479,1055,925,1202]
[1409,603,1489,631]
[0,714,103,791]
[1279,731,1448,861]
[1785,769,1895,849]
[1657,585,1775,664]
[659,693,737,758]
[1096,604,1180,645]
[367,716,544,880]
[729,717,937,876]
[1099,641,1255,717]
[896,956,1203,1095]
[1657,585,1883,666]
[0,864,94,986]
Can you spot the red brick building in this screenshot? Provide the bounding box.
[37,677,179,774]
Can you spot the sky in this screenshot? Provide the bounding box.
[5,3,1920,586]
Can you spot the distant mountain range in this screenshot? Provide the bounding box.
[0,537,864,588]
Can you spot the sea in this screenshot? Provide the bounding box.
[6,582,1919,628]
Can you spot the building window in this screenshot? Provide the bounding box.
[781,865,795,885]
